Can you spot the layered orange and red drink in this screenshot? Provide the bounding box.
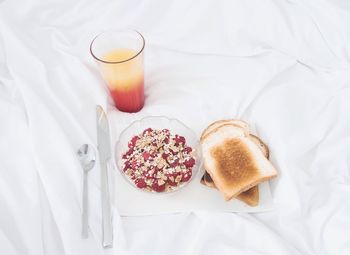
[90,30,145,113]
[101,49,144,112]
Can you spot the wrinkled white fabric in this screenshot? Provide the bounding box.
[1,0,350,254]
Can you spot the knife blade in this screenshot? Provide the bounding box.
[96,105,113,248]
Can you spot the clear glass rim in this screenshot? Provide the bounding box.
[90,30,145,64]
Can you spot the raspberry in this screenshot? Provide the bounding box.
[142,152,150,160]
[152,168,159,178]
[135,179,147,188]
[122,148,134,159]
[123,162,130,171]
[152,182,165,192]
[142,128,153,135]
[184,158,195,168]
[166,173,181,186]
[182,170,192,182]
[169,159,179,168]
[130,161,137,170]
[128,136,138,148]
[183,147,192,154]
[174,135,186,145]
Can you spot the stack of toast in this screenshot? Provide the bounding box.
[200,120,277,206]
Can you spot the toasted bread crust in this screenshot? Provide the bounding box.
[200,172,259,206]
[201,119,238,140]
[201,120,249,142]
[201,119,249,137]
[201,123,246,142]
[224,174,277,201]
[249,134,269,159]
[235,185,259,206]
[201,120,269,159]
[200,172,217,188]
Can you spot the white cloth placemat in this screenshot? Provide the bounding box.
[112,165,273,216]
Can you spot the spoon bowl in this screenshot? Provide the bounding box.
[77,144,96,238]
[77,144,96,172]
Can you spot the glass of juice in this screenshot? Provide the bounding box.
[90,30,145,112]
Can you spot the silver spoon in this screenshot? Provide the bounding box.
[77,144,96,238]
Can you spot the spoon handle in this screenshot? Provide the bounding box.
[82,171,88,238]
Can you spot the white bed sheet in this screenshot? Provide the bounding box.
[1,0,350,254]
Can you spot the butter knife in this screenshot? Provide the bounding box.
[96,105,113,248]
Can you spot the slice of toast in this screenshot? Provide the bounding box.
[201,120,268,206]
[201,120,269,157]
[201,124,277,201]
[200,119,249,142]
[200,172,259,206]
[200,132,269,206]
[201,120,269,161]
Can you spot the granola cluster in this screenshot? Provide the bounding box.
[122,128,195,192]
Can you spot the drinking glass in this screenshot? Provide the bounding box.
[90,30,145,113]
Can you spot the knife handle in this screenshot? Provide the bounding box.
[101,160,113,248]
